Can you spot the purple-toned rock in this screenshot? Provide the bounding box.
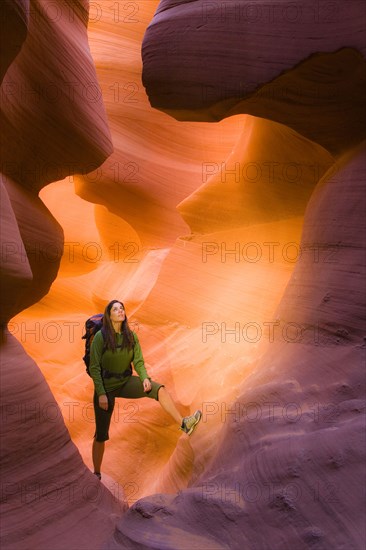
[142,0,366,154]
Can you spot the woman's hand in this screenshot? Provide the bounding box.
[99,394,108,410]
[143,378,152,393]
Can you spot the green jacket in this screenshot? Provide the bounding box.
[89,330,149,396]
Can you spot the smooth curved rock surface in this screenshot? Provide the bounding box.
[178,116,334,233]
[102,1,365,549]
[0,0,29,83]
[0,0,113,321]
[142,0,366,155]
[106,144,366,550]
[0,1,125,549]
[0,174,63,324]
[1,0,112,193]
[2,0,365,549]
[73,1,243,248]
[0,332,125,550]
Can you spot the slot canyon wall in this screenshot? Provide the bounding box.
[1,1,365,549]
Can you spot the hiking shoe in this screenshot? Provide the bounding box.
[180,410,202,435]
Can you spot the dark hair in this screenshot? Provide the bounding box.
[102,300,135,352]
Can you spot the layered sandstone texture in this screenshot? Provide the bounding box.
[1,1,125,549]
[2,0,365,549]
[107,1,365,549]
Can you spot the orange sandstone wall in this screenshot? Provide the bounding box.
[109,1,365,549]
[11,0,333,507]
[1,2,125,549]
[2,0,365,549]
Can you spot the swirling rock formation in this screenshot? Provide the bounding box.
[2,0,365,549]
[103,1,366,549]
[1,1,124,549]
[142,0,366,155]
[0,0,29,83]
[0,0,113,322]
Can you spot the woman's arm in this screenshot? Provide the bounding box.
[132,332,150,384]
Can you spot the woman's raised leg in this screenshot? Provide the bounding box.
[157,386,183,425]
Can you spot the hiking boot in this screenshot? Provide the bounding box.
[180,410,202,435]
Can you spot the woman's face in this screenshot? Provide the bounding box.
[109,302,126,324]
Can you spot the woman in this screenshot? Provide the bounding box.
[89,299,202,479]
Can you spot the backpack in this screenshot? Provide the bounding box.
[82,313,104,376]
[82,314,134,378]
